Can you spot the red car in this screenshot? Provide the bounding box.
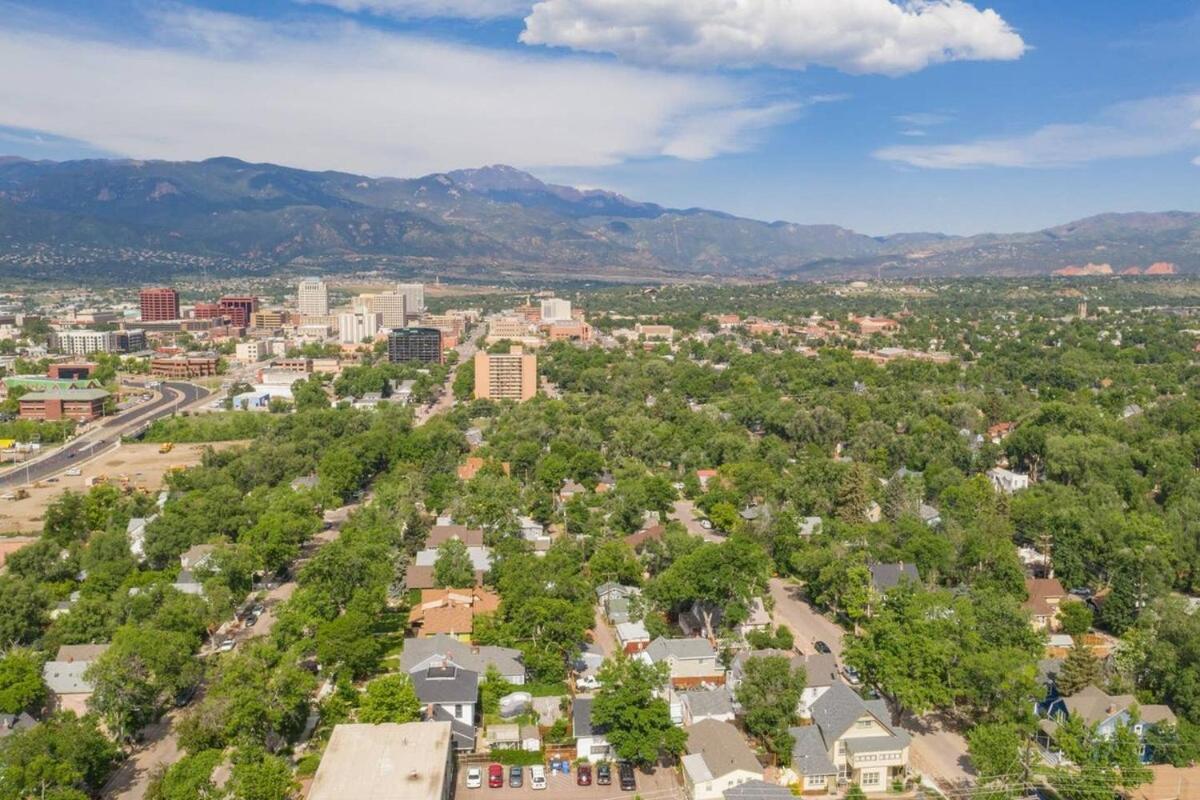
[488,764,504,788]
[577,765,593,786]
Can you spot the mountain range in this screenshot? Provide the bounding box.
[0,155,1196,282]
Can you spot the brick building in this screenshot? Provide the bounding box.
[139,287,180,322]
[19,389,109,422]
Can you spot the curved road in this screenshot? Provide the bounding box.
[0,381,209,489]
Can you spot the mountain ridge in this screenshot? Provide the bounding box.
[0,156,1195,281]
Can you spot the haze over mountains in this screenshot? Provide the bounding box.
[0,156,1196,282]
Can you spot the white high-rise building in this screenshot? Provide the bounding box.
[338,311,382,344]
[358,292,407,329]
[540,298,572,323]
[297,277,329,317]
[397,283,425,323]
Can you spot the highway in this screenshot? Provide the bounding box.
[0,381,210,489]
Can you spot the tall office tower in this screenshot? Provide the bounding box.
[297,277,329,316]
[397,283,425,322]
[539,298,572,323]
[361,292,407,329]
[139,287,180,321]
[474,346,537,403]
[218,295,259,328]
[338,311,382,344]
[387,327,443,363]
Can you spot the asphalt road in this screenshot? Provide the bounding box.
[0,381,210,489]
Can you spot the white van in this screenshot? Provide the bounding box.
[530,766,546,791]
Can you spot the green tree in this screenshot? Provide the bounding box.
[1057,601,1094,638]
[228,748,297,800]
[836,464,872,523]
[0,649,46,714]
[1056,641,1101,696]
[0,712,120,798]
[316,611,381,680]
[433,539,475,588]
[291,377,330,411]
[647,537,770,639]
[591,656,686,766]
[735,656,805,762]
[146,750,223,800]
[0,578,48,646]
[357,674,420,724]
[968,722,1023,780]
[588,539,643,586]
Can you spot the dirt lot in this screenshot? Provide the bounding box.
[0,441,247,534]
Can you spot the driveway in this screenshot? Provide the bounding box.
[767,577,844,659]
[671,500,723,543]
[899,710,975,788]
[590,606,618,659]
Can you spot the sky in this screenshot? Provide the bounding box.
[0,0,1198,235]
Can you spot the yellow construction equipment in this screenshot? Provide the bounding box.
[158,442,174,454]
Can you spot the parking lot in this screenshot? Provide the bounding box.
[454,762,683,800]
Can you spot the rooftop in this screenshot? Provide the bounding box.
[308,722,452,800]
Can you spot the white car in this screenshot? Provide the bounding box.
[65,467,82,476]
[465,767,482,789]
[530,766,546,791]
[217,638,236,653]
[576,674,601,691]
[699,519,713,530]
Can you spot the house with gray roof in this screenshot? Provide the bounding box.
[43,644,110,716]
[0,712,36,739]
[787,682,910,794]
[682,719,764,800]
[573,697,612,763]
[722,780,795,800]
[639,637,724,688]
[1042,684,1176,763]
[680,687,735,726]
[409,663,479,750]
[400,634,525,685]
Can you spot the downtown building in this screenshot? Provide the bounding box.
[397,283,425,323]
[474,346,537,403]
[297,277,329,317]
[139,287,180,321]
[338,311,382,344]
[387,327,443,364]
[217,295,259,329]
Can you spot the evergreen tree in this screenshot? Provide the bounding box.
[1056,640,1100,696]
[837,464,872,524]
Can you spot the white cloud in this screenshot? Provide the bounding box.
[0,9,796,176]
[895,112,953,127]
[875,94,1200,168]
[1193,156,1200,167]
[520,0,1026,75]
[294,0,531,20]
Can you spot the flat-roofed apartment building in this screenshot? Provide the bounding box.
[474,346,537,403]
[387,327,443,363]
[308,722,453,800]
[358,292,407,329]
[139,287,180,322]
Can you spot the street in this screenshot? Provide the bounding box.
[670,499,723,543]
[0,380,210,489]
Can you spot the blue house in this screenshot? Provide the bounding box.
[1040,685,1176,763]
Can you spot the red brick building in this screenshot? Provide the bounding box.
[139,287,180,322]
[150,356,220,378]
[47,363,96,380]
[217,296,259,329]
[19,389,109,422]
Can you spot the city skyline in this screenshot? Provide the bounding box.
[0,1,1196,235]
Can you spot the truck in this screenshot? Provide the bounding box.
[65,467,82,477]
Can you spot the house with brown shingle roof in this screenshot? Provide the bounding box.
[1024,577,1068,631]
[409,588,501,641]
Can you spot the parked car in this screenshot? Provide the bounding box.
[842,665,862,686]
[618,762,636,791]
[814,640,832,654]
[577,765,592,786]
[530,766,546,791]
[218,638,235,653]
[466,768,482,789]
[699,519,713,530]
[245,614,258,628]
[488,764,504,788]
[65,467,82,476]
[509,766,523,788]
[577,673,601,690]
[596,763,612,786]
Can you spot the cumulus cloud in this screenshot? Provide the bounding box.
[520,0,1026,75]
[294,0,531,19]
[875,93,1200,168]
[0,9,796,175]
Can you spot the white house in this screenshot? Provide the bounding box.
[573,697,612,763]
[987,467,1030,494]
[682,720,764,800]
[639,638,724,688]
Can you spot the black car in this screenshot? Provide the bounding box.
[596,763,612,786]
[509,766,523,788]
[618,762,636,792]
[814,640,832,654]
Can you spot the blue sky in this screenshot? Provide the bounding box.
[1,0,1197,235]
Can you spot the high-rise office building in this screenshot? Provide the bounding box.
[359,292,407,329]
[338,311,382,344]
[474,346,537,403]
[539,298,572,323]
[397,283,425,323]
[218,295,259,328]
[387,327,443,364]
[297,278,329,316]
[139,287,180,321]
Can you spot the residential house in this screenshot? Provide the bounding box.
[680,687,736,726]
[918,504,942,527]
[679,598,771,640]
[0,713,36,739]
[405,526,492,590]
[789,682,911,793]
[625,523,666,552]
[400,634,526,685]
[1042,685,1176,763]
[180,544,216,571]
[171,569,206,596]
[988,422,1016,444]
[798,517,823,538]
[987,467,1030,494]
[723,781,796,800]
[126,516,151,561]
[596,583,642,624]
[728,651,838,720]
[486,723,541,752]
[518,516,552,555]
[682,719,765,800]
[1024,577,1069,632]
[615,621,651,654]
[557,479,586,510]
[409,663,479,750]
[43,644,109,716]
[573,697,613,763]
[696,469,719,490]
[866,562,920,614]
[408,588,501,640]
[639,637,725,688]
